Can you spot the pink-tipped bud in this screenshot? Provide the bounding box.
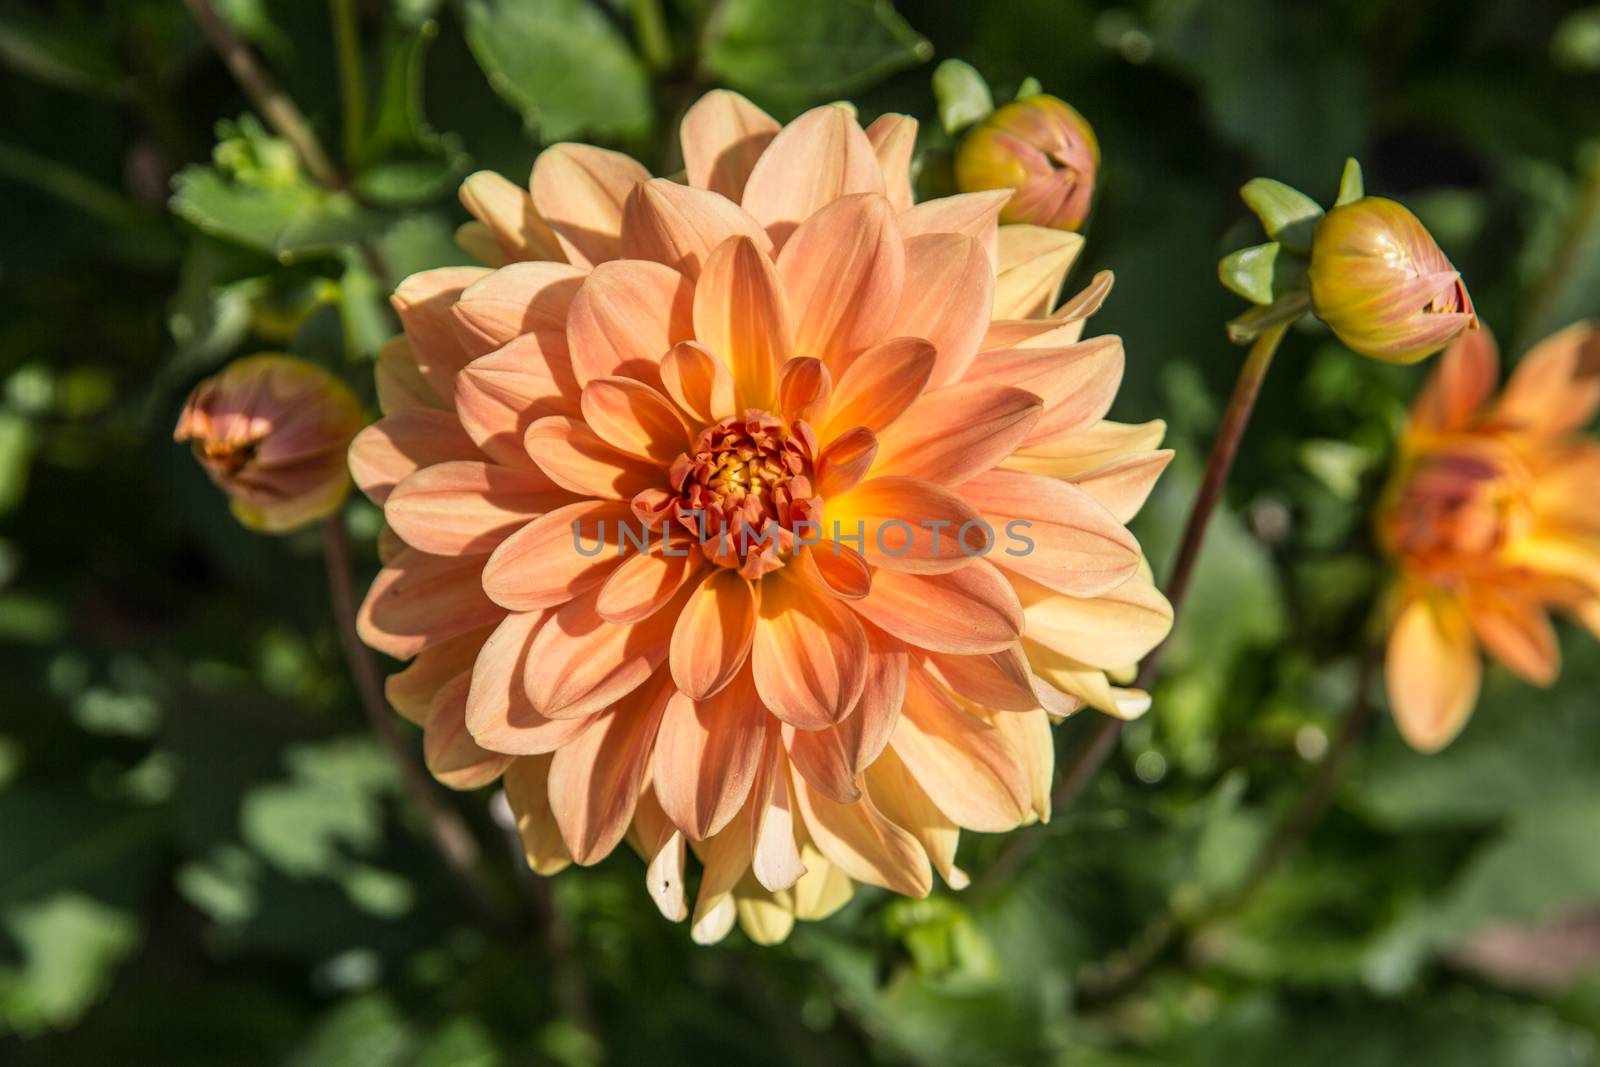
[174,354,365,533]
[1308,197,1477,364]
[954,94,1099,232]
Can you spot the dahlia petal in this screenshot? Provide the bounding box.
[1532,444,1600,533]
[890,233,994,387]
[790,769,931,898]
[777,357,832,424]
[1463,585,1560,686]
[1002,419,1169,479]
[1411,326,1498,434]
[777,193,905,372]
[688,806,751,944]
[659,340,738,425]
[1016,571,1173,671]
[386,460,565,556]
[960,468,1141,598]
[595,548,702,624]
[452,261,586,359]
[742,105,885,246]
[524,415,665,499]
[965,337,1124,444]
[620,178,772,280]
[391,266,492,397]
[579,377,691,465]
[655,668,769,839]
[565,260,695,389]
[1494,321,1600,435]
[524,585,687,719]
[992,224,1084,319]
[459,169,564,263]
[798,539,874,600]
[790,840,854,920]
[349,409,479,506]
[670,568,759,699]
[870,384,1042,486]
[749,737,807,891]
[377,525,405,564]
[695,235,794,410]
[425,673,515,790]
[890,669,1029,832]
[814,427,879,498]
[734,876,797,946]
[1026,646,1125,717]
[862,745,965,889]
[455,335,581,469]
[982,704,1054,823]
[752,573,869,730]
[1070,450,1175,524]
[922,645,1038,712]
[821,337,936,440]
[465,610,592,755]
[375,335,445,415]
[530,143,649,267]
[481,500,630,612]
[502,755,573,876]
[828,476,988,574]
[1386,591,1481,753]
[632,787,688,920]
[783,722,862,804]
[865,113,918,213]
[455,221,505,267]
[680,89,780,201]
[548,672,671,864]
[898,190,1011,267]
[386,624,494,726]
[850,562,1023,654]
[357,548,502,660]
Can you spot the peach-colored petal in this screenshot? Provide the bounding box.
[1533,444,1600,534]
[465,609,593,755]
[922,644,1038,712]
[654,666,769,839]
[784,623,904,801]
[992,224,1084,319]
[862,745,965,889]
[777,357,832,424]
[1411,327,1499,434]
[1003,419,1169,479]
[595,548,702,624]
[797,540,874,600]
[777,193,904,372]
[579,377,691,465]
[1071,450,1175,524]
[749,737,806,891]
[548,672,671,864]
[502,755,572,875]
[898,190,1011,266]
[670,568,759,699]
[632,786,688,920]
[820,337,936,440]
[828,475,986,573]
[1463,585,1560,686]
[790,768,930,898]
[530,143,649,267]
[1494,321,1600,435]
[890,669,1029,832]
[1016,571,1173,671]
[455,221,505,268]
[454,334,581,469]
[349,412,479,507]
[451,261,586,359]
[982,273,1116,351]
[659,341,737,425]
[680,89,780,201]
[695,235,794,409]
[790,839,854,920]
[871,383,1042,485]
[783,721,863,803]
[752,572,869,730]
[424,673,515,790]
[981,704,1054,823]
[459,169,564,263]
[965,337,1124,445]
[865,113,917,213]
[523,415,665,499]
[386,460,565,555]
[687,806,751,943]
[391,266,492,397]
[960,468,1141,597]
[565,260,695,388]
[480,499,630,612]
[386,624,493,725]
[850,561,1023,654]
[375,335,444,415]
[813,427,879,497]
[742,105,885,245]
[524,584,688,719]
[620,178,772,280]
[1386,591,1482,753]
[357,548,502,660]
[889,233,994,387]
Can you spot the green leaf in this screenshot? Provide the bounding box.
[932,59,994,135]
[0,893,140,1037]
[1240,177,1323,251]
[1335,156,1365,206]
[462,0,653,143]
[1226,290,1310,344]
[703,0,933,108]
[1218,241,1282,305]
[1014,75,1043,99]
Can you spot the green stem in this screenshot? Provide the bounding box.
[631,0,673,72]
[331,0,368,169]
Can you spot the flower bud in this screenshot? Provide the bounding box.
[1307,197,1476,364]
[954,94,1099,231]
[174,355,365,533]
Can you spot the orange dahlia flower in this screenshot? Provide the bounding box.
[350,91,1173,943]
[1381,323,1600,751]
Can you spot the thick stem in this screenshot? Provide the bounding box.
[320,518,504,920]
[181,0,342,188]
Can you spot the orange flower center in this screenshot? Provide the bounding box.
[1384,439,1533,579]
[667,411,822,577]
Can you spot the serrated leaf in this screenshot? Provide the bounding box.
[932,59,993,135]
[463,0,652,143]
[1240,177,1323,251]
[703,0,933,106]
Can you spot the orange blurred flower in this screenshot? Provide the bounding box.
[350,91,1172,943]
[175,354,364,533]
[954,95,1099,232]
[1380,324,1600,751]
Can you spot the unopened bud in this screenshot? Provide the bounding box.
[955,95,1099,232]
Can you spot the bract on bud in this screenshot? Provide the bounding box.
[174,354,365,533]
[954,94,1099,231]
